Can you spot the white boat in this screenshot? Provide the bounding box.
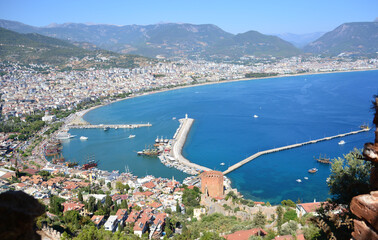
[296,179,302,183]
[304,177,308,180]
[172,117,176,120]
[104,126,109,131]
[253,114,259,118]
[128,135,135,139]
[80,136,88,140]
[338,140,346,145]
[56,132,75,140]
[220,162,225,166]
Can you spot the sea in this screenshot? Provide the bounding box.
[62,70,378,204]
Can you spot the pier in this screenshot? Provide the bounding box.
[68,123,152,129]
[171,116,212,172]
[223,128,371,175]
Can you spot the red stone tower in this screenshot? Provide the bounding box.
[200,170,224,199]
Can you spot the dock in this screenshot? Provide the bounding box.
[171,116,212,172]
[68,123,152,129]
[223,128,371,175]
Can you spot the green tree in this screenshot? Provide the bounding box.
[78,191,83,203]
[283,209,298,223]
[49,195,65,215]
[176,201,181,213]
[279,220,298,236]
[120,199,128,209]
[252,211,266,228]
[182,187,200,208]
[281,199,296,208]
[86,196,96,213]
[276,205,284,231]
[327,148,371,204]
[303,224,321,240]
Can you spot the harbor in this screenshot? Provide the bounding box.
[149,114,211,175]
[223,128,371,175]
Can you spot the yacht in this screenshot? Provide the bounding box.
[253,115,259,118]
[56,131,75,140]
[308,168,318,173]
[128,135,135,139]
[80,136,88,140]
[304,177,308,180]
[104,126,110,131]
[220,162,225,166]
[338,140,346,145]
[296,179,302,183]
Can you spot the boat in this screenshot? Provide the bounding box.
[338,140,346,145]
[315,155,331,164]
[115,127,118,130]
[56,131,75,140]
[172,117,176,120]
[104,126,110,131]
[80,136,88,140]
[52,153,65,164]
[308,168,318,173]
[65,161,78,167]
[304,177,309,180]
[82,160,98,170]
[296,179,302,183]
[128,135,135,138]
[360,124,370,130]
[253,115,259,118]
[220,162,225,166]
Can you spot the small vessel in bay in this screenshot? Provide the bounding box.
[253,114,259,118]
[315,154,331,164]
[220,162,225,166]
[80,136,88,140]
[360,124,370,130]
[128,135,136,139]
[338,140,346,145]
[308,168,318,173]
[296,179,302,183]
[104,126,110,131]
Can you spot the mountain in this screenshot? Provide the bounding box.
[0,27,148,68]
[206,30,301,58]
[0,19,300,59]
[275,32,325,48]
[304,22,378,56]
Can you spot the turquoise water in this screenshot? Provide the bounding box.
[62,70,378,204]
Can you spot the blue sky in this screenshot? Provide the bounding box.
[0,0,377,34]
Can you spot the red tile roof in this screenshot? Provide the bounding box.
[62,201,84,212]
[143,181,156,189]
[91,215,104,226]
[297,202,322,213]
[224,228,267,240]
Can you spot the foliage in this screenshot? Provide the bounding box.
[245,72,278,79]
[276,205,284,230]
[252,211,267,228]
[199,232,225,240]
[303,224,321,240]
[182,186,201,208]
[283,209,298,223]
[73,225,139,240]
[49,195,65,215]
[327,148,371,204]
[279,220,298,236]
[281,199,296,208]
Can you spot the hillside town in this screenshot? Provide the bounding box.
[1,56,377,118]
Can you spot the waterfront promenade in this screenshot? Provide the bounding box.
[223,128,371,175]
[171,116,212,172]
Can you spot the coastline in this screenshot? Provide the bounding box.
[78,68,378,122]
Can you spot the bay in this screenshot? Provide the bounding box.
[62,70,378,204]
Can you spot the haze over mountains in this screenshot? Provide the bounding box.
[0,19,377,60]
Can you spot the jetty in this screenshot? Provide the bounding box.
[223,128,371,175]
[171,115,212,172]
[68,123,152,129]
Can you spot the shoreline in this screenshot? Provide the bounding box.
[78,68,378,122]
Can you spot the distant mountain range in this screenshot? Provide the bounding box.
[304,22,378,56]
[0,19,377,60]
[0,19,301,59]
[0,27,148,69]
[275,32,325,48]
